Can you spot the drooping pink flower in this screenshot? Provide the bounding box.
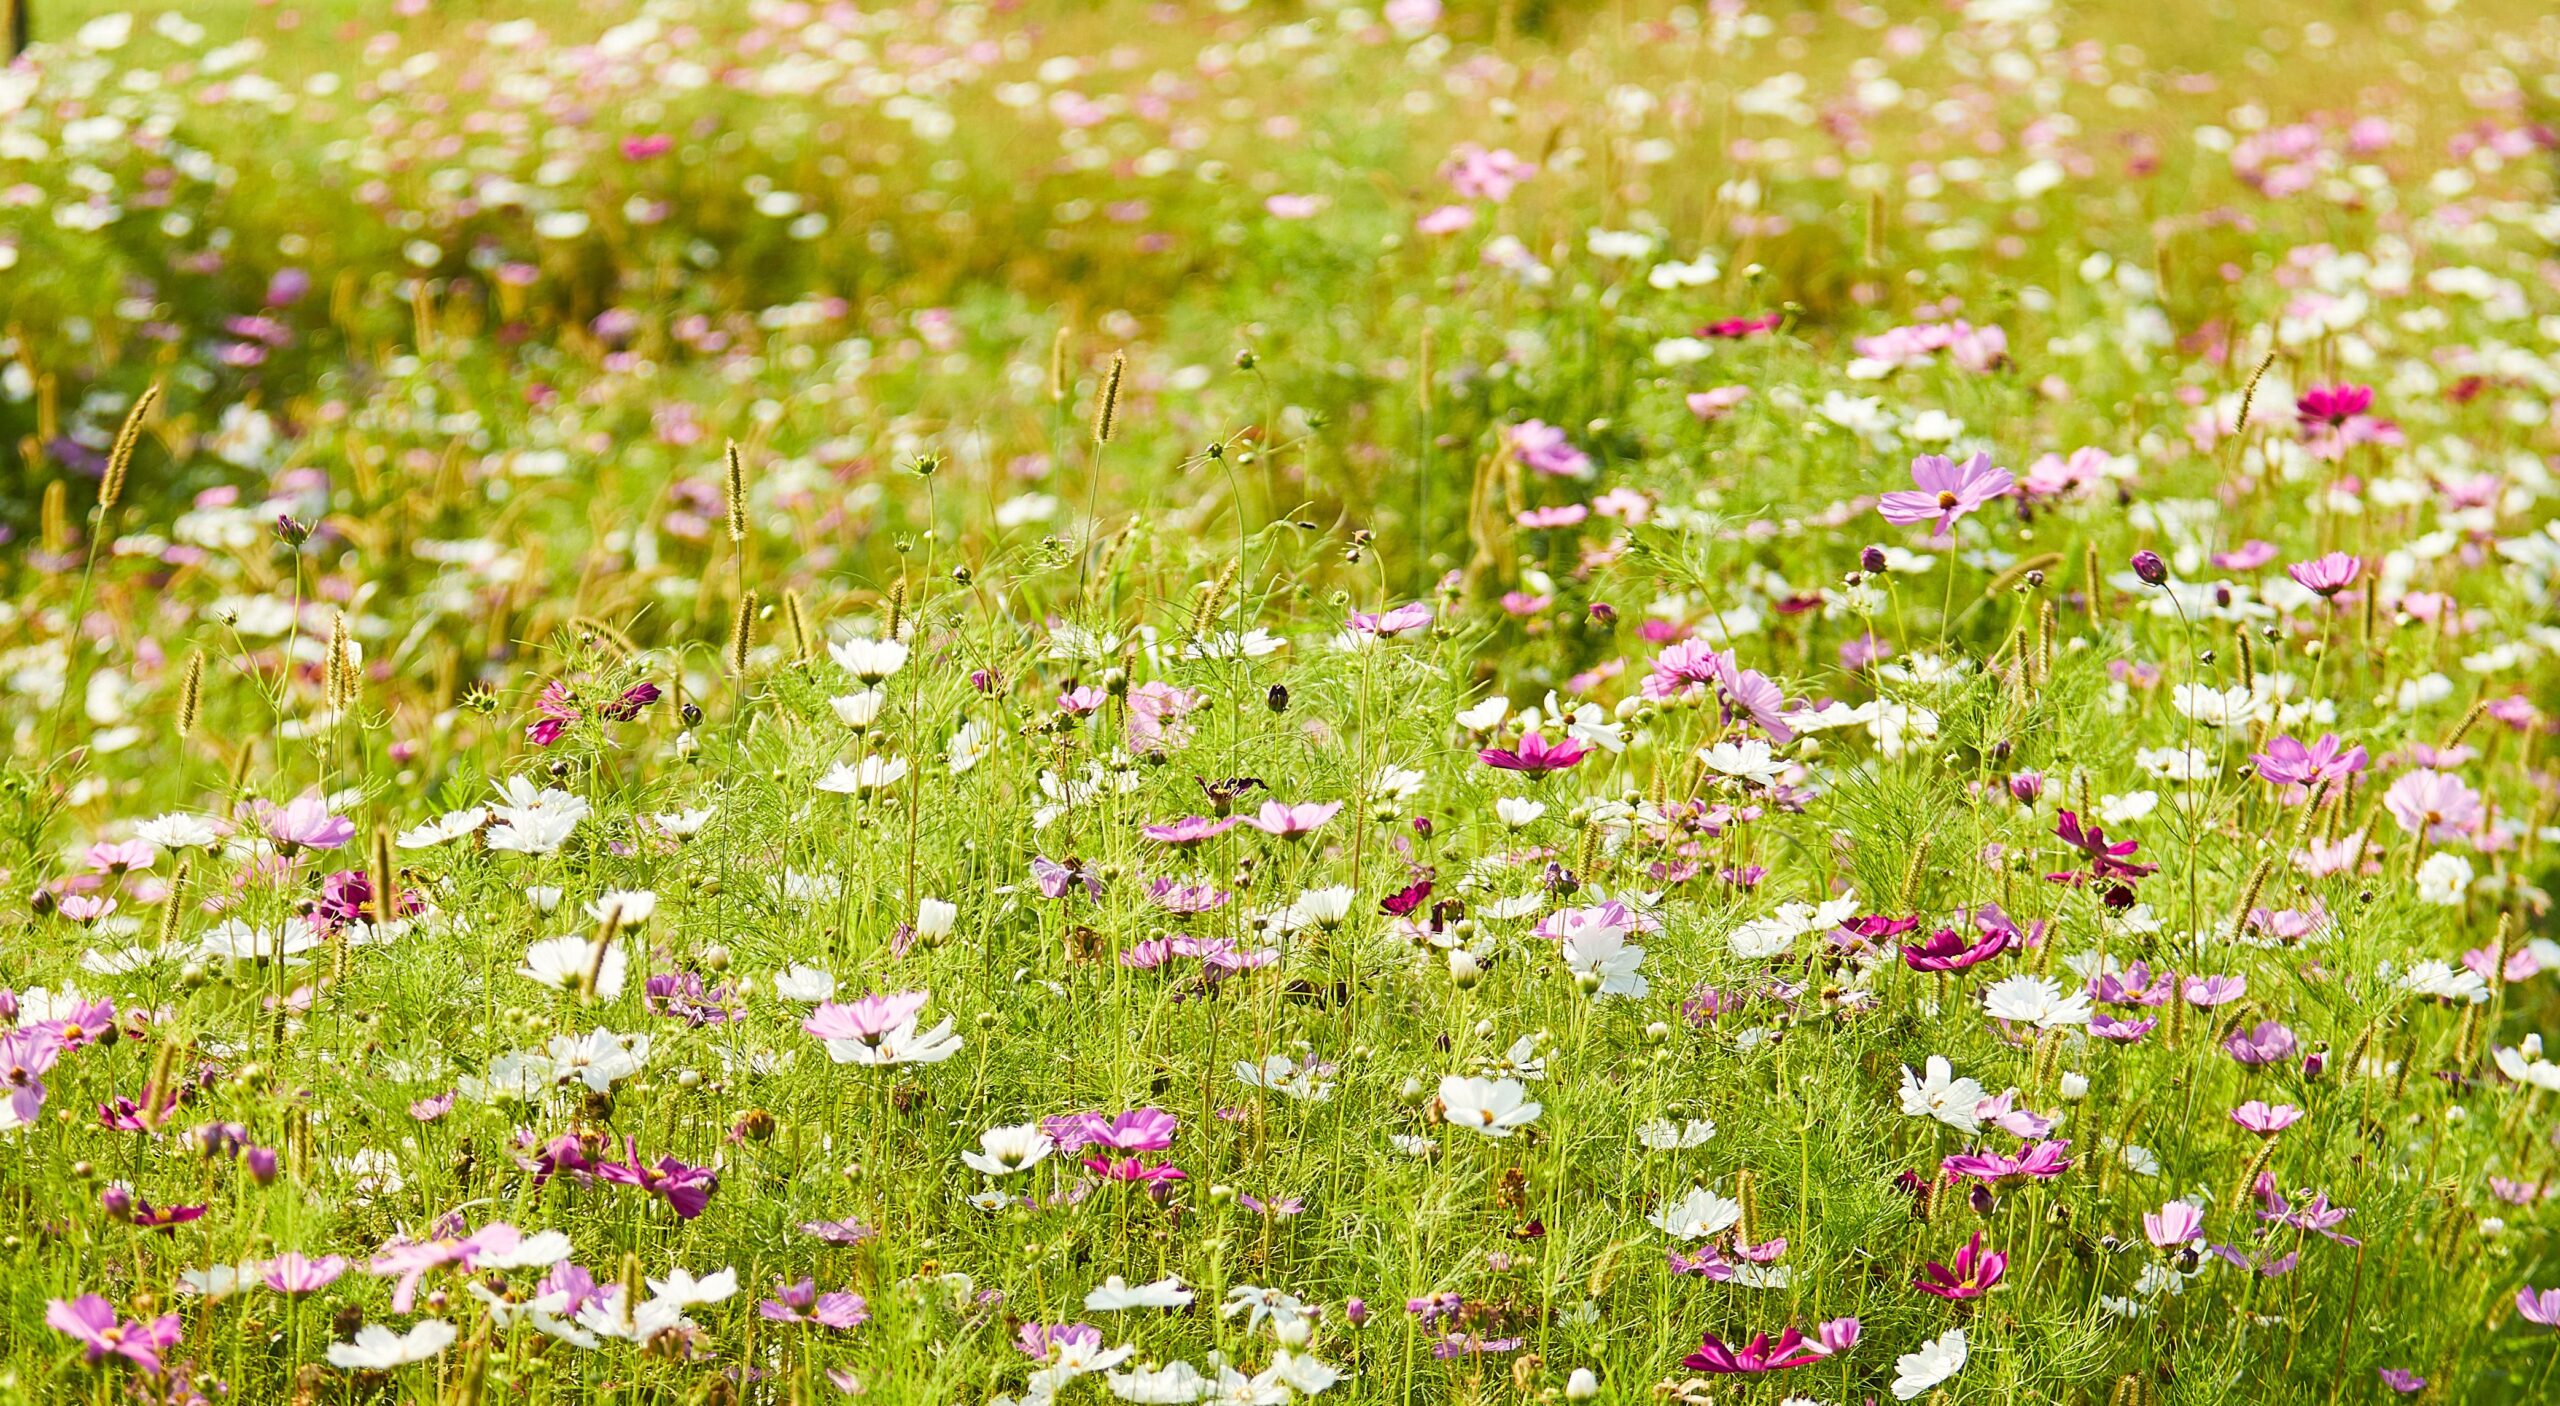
[2284,552,2361,598]
[2143,1199,2205,1248]
[1242,801,1342,838]
[2231,1101,2301,1135]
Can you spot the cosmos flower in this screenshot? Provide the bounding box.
[1877,452,2014,540]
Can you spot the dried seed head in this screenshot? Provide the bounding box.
[728,589,759,676]
[1091,351,1126,446]
[174,651,204,738]
[1048,325,1072,405]
[98,381,160,514]
[724,440,749,545]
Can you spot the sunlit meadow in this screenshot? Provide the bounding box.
[2,0,2559,1401]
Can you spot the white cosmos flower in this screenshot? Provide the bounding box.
[961,1123,1055,1177]
[1647,1186,1742,1241]
[1085,1275,1195,1311]
[1437,1075,1540,1138]
[647,1267,738,1307]
[649,807,715,837]
[817,755,911,793]
[520,935,628,1000]
[771,963,837,1002]
[326,1320,456,1370]
[467,1284,597,1349]
[1109,1360,1209,1403]
[1898,1055,1986,1133]
[828,636,908,681]
[1636,1118,1717,1150]
[135,812,225,849]
[1892,1328,1967,1400]
[1697,739,1786,785]
[1494,796,1547,830]
[1561,925,1649,998]
[545,1028,650,1092]
[1235,1054,1335,1101]
[585,889,657,927]
[830,689,888,728]
[1982,974,2093,1029]
[915,897,960,941]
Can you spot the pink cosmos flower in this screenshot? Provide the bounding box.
[259,794,355,851]
[1347,602,1433,636]
[595,1137,720,1219]
[46,1295,181,1375]
[2250,733,2367,788]
[759,1278,870,1330]
[2294,383,2401,461]
[2223,1020,2298,1067]
[2143,1200,2205,1248]
[1877,452,2014,541]
[261,1252,349,1296]
[1442,143,1536,201]
[2285,551,2361,597]
[2231,1101,2301,1135]
[1506,421,1593,479]
[804,992,931,1046]
[2517,1286,2560,1327]
[2382,769,2484,841]
[1900,925,2006,973]
[1142,816,1241,845]
[1686,386,1750,420]
[2183,974,2246,1007]
[1242,801,1342,837]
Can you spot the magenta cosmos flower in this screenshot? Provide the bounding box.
[1900,924,2007,973]
[1478,730,1590,773]
[1914,1231,2007,1299]
[1941,1138,2072,1187]
[1877,452,2014,541]
[1681,1326,1822,1374]
[596,1136,720,1219]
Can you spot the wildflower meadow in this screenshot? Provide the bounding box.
[6,0,2560,1402]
